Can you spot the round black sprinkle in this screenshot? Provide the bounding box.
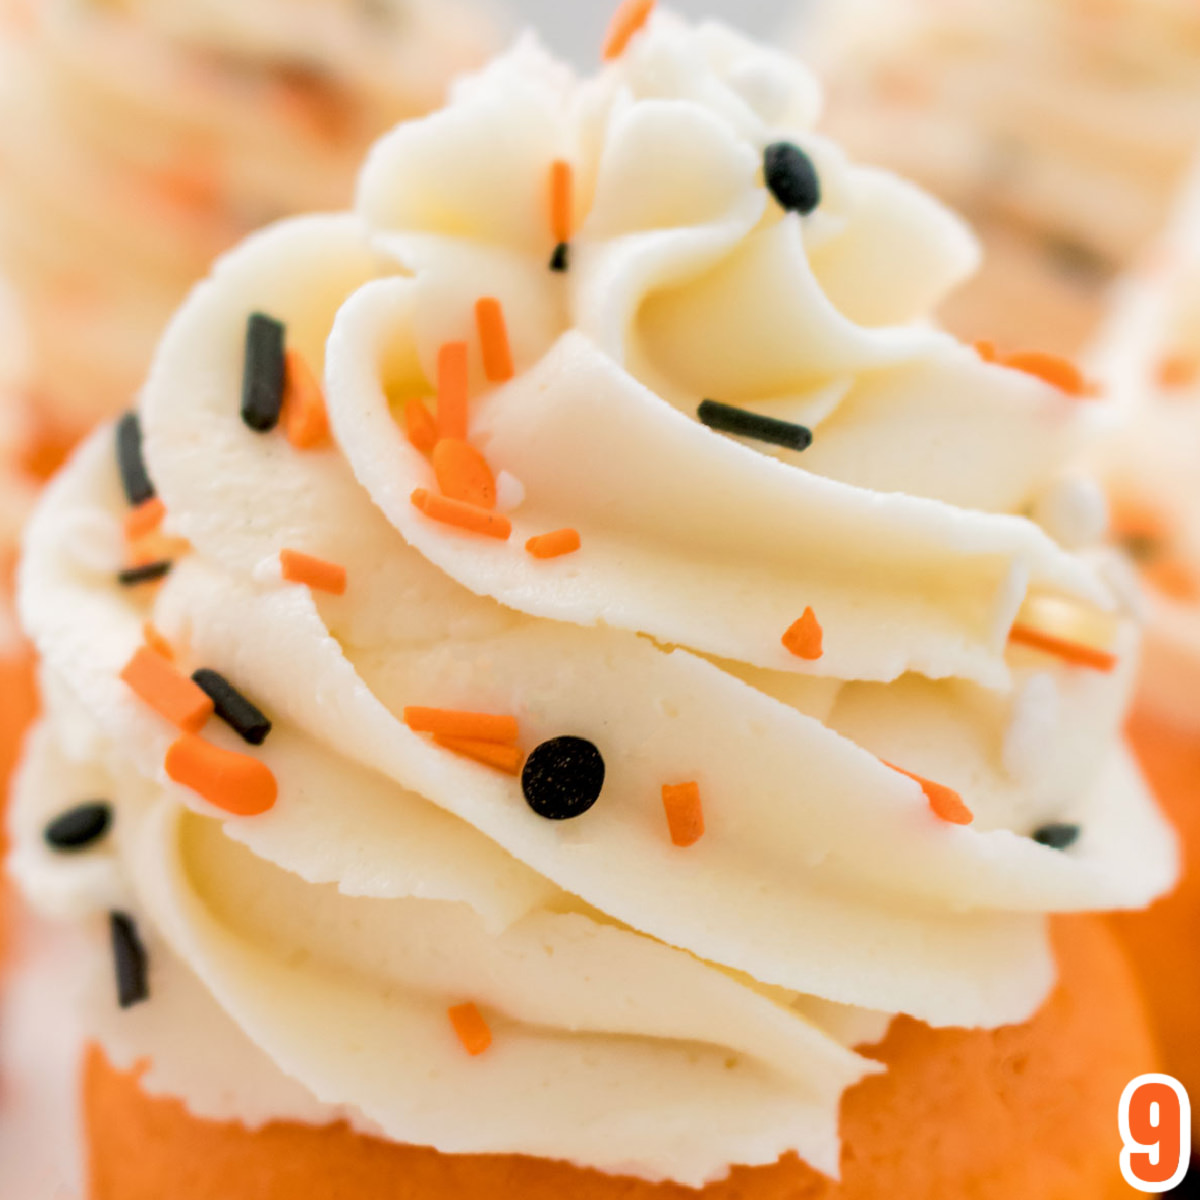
[764,142,821,216]
[44,802,112,852]
[549,242,570,273]
[1032,823,1081,851]
[115,412,155,507]
[521,736,605,821]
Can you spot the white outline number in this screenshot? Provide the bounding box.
[1120,1074,1191,1192]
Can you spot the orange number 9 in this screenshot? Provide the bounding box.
[1120,1074,1190,1192]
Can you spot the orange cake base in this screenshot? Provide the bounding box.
[85,916,1149,1200]
[1112,709,1200,1130]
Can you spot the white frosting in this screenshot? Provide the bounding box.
[9,17,1178,1185]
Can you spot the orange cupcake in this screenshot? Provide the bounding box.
[83,917,1151,1200]
[7,7,1177,1197]
[801,0,1200,356]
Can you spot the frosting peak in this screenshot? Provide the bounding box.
[9,14,1176,1187]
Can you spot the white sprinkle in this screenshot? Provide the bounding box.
[1003,672,1060,784]
[494,470,525,513]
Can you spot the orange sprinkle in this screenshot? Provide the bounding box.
[437,342,470,441]
[404,397,438,456]
[602,0,655,61]
[120,646,213,732]
[165,732,278,817]
[281,349,330,450]
[782,607,823,660]
[411,488,511,540]
[432,439,497,509]
[404,707,519,744]
[123,497,165,542]
[1145,557,1200,603]
[1002,350,1089,397]
[127,535,191,569]
[973,339,999,364]
[142,622,175,662]
[447,1002,492,1056]
[549,160,574,245]
[279,548,347,596]
[1110,496,1169,543]
[526,528,581,559]
[1157,355,1198,391]
[885,762,974,826]
[434,735,524,776]
[475,298,515,384]
[1008,624,1117,672]
[662,781,705,848]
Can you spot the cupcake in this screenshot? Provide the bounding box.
[1089,157,1200,1126]
[0,0,498,445]
[799,0,1200,357]
[7,7,1178,1196]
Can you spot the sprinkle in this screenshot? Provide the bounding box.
[165,733,278,816]
[281,349,330,450]
[279,548,347,595]
[404,397,438,455]
[1145,557,1199,602]
[550,242,570,273]
[885,762,974,826]
[782,607,823,660]
[120,647,214,732]
[432,439,497,509]
[475,298,515,384]
[437,342,470,441]
[764,142,821,216]
[143,622,175,661]
[115,412,155,506]
[411,488,512,540]
[698,399,813,452]
[526,529,581,559]
[521,736,605,821]
[448,1002,492,1056]
[434,736,524,776]
[1008,624,1117,673]
[1000,351,1090,398]
[117,559,173,588]
[241,313,287,432]
[191,669,272,746]
[403,707,519,744]
[602,0,655,60]
[662,781,705,847]
[44,802,112,852]
[1033,823,1081,851]
[974,339,999,364]
[123,497,165,542]
[549,160,574,245]
[110,912,149,1008]
[1157,356,1198,391]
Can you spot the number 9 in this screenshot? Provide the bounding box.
[1120,1074,1191,1192]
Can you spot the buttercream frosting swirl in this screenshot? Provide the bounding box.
[9,15,1177,1186]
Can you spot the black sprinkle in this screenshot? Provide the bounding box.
[521,736,605,821]
[764,142,821,215]
[550,242,570,272]
[1032,823,1081,851]
[115,412,155,507]
[192,668,272,746]
[241,312,287,433]
[44,802,112,852]
[109,912,149,1009]
[117,560,173,587]
[698,400,813,452]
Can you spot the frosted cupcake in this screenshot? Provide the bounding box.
[800,0,1200,357]
[1090,157,1200,1126]
[0,0,497,445]
[8,7,1177,1197]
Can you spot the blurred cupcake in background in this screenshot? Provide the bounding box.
[797,0,1200,357]
[0,0,499,454]
[1089,157,1200,1130]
